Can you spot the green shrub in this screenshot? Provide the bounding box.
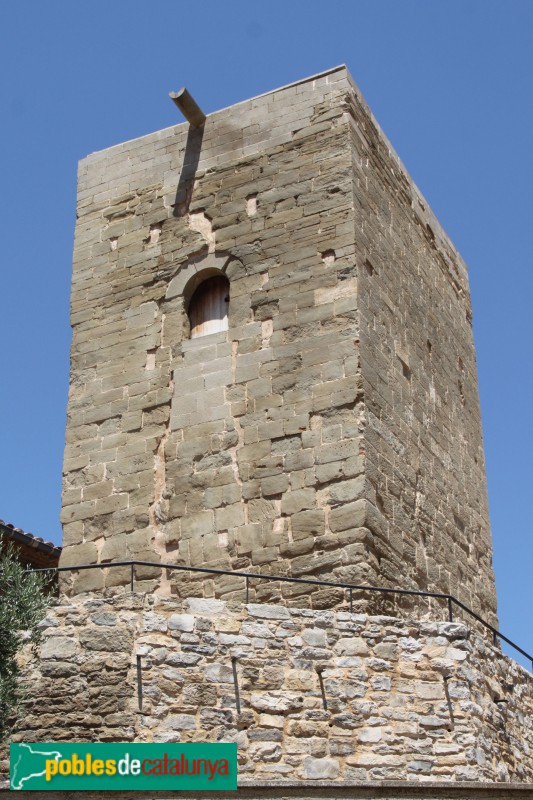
[0,541,52,741]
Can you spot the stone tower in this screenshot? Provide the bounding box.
[6,67,532,792]
[60,66,496,623]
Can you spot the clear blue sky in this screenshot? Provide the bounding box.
[0,1,531,666]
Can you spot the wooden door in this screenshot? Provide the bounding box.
[189,276,229,338]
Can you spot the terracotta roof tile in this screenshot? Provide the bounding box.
[0,519,62,557]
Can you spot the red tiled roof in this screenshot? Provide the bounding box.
[0,519,62,558]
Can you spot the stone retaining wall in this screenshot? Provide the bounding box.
[4,596,531,786]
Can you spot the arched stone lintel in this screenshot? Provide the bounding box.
[166,253,241,303]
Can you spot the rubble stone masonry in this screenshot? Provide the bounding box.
[58,66,496,624]
[4,597,532,785]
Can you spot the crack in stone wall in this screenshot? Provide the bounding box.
[147,308,174,594]
[230,340,248,528]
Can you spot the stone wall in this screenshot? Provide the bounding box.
[59,65,496,620]
[346,74,496,623]
[4,596,532,785]
[60,66,365,600]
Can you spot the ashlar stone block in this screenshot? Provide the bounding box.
[58,66,497,624]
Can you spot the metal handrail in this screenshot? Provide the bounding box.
[28,559,532,670]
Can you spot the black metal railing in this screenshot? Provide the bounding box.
[29,559,533,671]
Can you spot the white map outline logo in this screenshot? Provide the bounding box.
[11,743,63,790]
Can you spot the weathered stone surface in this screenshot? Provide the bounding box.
[187,598,225,615]
[250,693,305,714]
[6,595,532,787]
[335,637,369,656]
[168,613,195,632]
[304,756,341,780]
[79,627,133,651]
[58,67,497,624]
[90,611,117,626]
[40,637,77,660]
[142,612,168,632]
[247,604,290,620]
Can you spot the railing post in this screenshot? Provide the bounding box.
[231,656,241,714]
[136,654,143,711]
[245,575,249,604]
[316,665,328,711]
[130,563,134,593]
[447,596,453,622]
[349,587,353,614]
